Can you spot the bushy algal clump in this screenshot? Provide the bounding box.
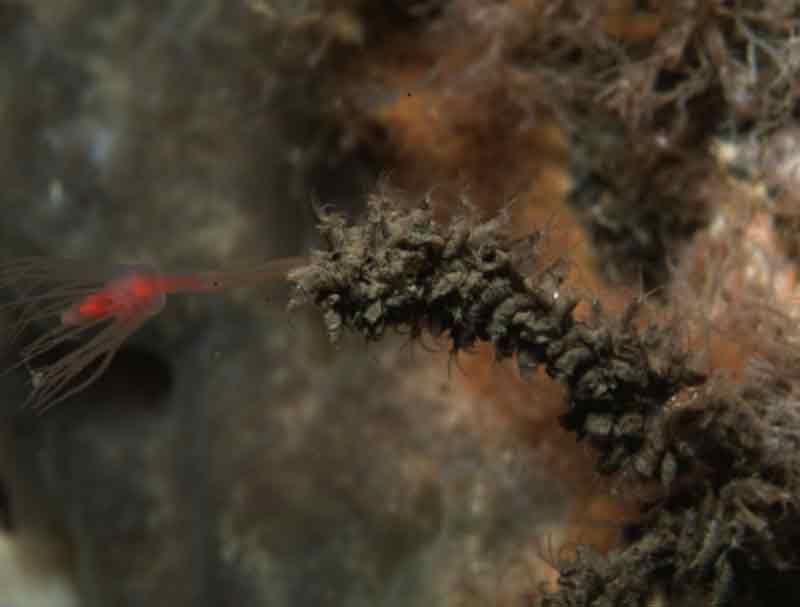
[290,190,800,606]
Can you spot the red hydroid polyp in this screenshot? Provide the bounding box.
[0,255,305,411]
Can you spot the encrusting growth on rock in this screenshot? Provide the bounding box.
[289,187,703,483]
[290,187,800,606]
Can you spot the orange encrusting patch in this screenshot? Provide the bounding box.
[342,10,633,497]
[330,2,676,586]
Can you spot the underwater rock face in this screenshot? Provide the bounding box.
[5,1,800,606]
